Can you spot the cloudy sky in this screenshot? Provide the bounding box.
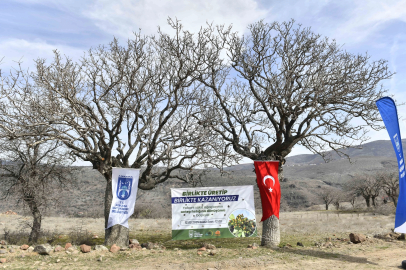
[1,0,406,159]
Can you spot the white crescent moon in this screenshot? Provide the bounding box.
[263,175,275,187]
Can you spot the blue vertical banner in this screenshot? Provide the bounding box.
[376,97,406,233]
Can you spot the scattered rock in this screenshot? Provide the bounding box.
[20,254,25,258]
[120,247,129,251]
[0,258,6,264]
[67,246,76,252]
[198,247,206,251]
[27,246,34,252]
[252,246,258,250]
[0,240,7,245]
[197,251,202,255]
[20,245,29,250]
[159,250,164,253]
[252,243,259,247]
[80,244,91,253]
[208,249,217,256]
[129,244,142,250]
[56,259,60,263]
[71,250,80,255]
[97,256,103,262]
[110,244,120,253]
[94,245,108,251]
[173,248,179,251]
[54,246,63,252]
[34,244,53,255]
[0,250,7,254]
[9,248,14,253]
[65,243,72,250]
[297,242,304,247]
[92,235,99,239]
[202,243,216,250]
[349,233,366,244]
[323,242,333,248]
[129,239,139,245]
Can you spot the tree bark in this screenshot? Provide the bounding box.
[325,203,329,210]
[364,196,371,208]
[391,196,398,207]
[103,172,129,247]
[260,166,282,247]
[27,198,41,244]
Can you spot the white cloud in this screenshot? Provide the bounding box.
[0,38,85,73]
[85,0,268,37]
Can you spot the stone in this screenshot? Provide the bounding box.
[208,249,217,256]
[252,243,259,247]
[65,243,72,250]
[197,247,206,251]
[173,248,179,251]
[349,233,366,244]
[80,244,91,253]
[297,242,304,247]
[159,250,164,253]
[67,246,76,252]
[56,259,60,263]
[34,244,53,255]
[120,247,129,251]
[0,240,7,245]
[92,235,99,239]
[97,256,103,262]
[129,244,142,250]
[197,251,202,255]
[54,246,63,252]
[0,250,7,254]
[252,246,258,250]
[129,239,139,245]
[0,258,6,263]
[71,250,79,255]
[27,246,34,252]
[323,242,333,248]
[20,245,29,250]
[94,245,108,251]
[9,248,14,253]
[203,243,216,250]
[110,244,120,253]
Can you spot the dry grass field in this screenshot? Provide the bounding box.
[1,210,405,269]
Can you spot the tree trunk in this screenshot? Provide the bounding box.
[364,196,371,208]
[27,198,41,244]
[325,203,329,210]
[260,166,282,247]
[371,196,377,207]
[391,196,398,207]
[104,172,129,247]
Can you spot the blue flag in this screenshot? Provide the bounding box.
[376,97,406,232]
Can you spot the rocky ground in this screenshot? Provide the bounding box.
[1,211,405,269]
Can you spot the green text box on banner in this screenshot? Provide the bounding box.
[171,186,257,240]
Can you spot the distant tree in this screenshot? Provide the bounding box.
[349,174,381,207]
[195,19,393,246]
[0,132,76,244]
[318,187,335,210]
[376,171,399,207]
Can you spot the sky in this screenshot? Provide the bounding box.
[1,0,406,163]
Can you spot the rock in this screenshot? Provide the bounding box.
[120,247,129,251]
[129,239,139,245]
[94,245,108,251]
[203,243,216,250]
[0,250,7,254]
[110,244,120,253]
[92,235,99,239]
[145,242,155,250]
[67,246,76,252]
[399,234,406,240]
[0,258,6,263]
[9,248,14,253]
[349,233,366,244]
[159,250,164,253]
[197,251,202,255]
[20,245,29,250]
[173,248,179,251]
[97,256,103,262]
[54,246,63,252]
[56,259,60,263]
[197,247,206,251]
[72,250,79,255]
[252,246,258,250]
[208,249,217,256]
[129,244,142,250]
[323,242,333,248]
[27,246,34,252]
[0,240,7,245]
[65,243,72,250]
[80,244,91,253]
[34,244,53,255]
[297,242,304,247]
[252,243,259,247]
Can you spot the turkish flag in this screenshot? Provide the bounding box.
[254,161,281,221]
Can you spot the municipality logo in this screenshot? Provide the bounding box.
[116,176,133,200]
[394,133,401,153]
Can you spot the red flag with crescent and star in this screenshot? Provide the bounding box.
[254,161,281,221]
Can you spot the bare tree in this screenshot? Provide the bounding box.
[318,187,335,210]
[0,133,76,244]
[195,20,393,246]
[349,174,381,208]
[376,171,399,207]
[0,19,238,246]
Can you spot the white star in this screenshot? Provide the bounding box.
[268,187,273,193]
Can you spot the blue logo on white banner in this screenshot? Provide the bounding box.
[376,97,406,233]
[117,176,133,200]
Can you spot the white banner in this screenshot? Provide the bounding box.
[171,185,257,240]
[106,168,140,229]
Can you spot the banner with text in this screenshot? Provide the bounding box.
[106,168,140,229]
[171,186,257,240]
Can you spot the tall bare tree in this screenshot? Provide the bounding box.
[348,174,381,207]
[376,171,399,207]
[0,132,76,243]
[318,187,336,210]
[0,20,237,246]
[195,20,393,246]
